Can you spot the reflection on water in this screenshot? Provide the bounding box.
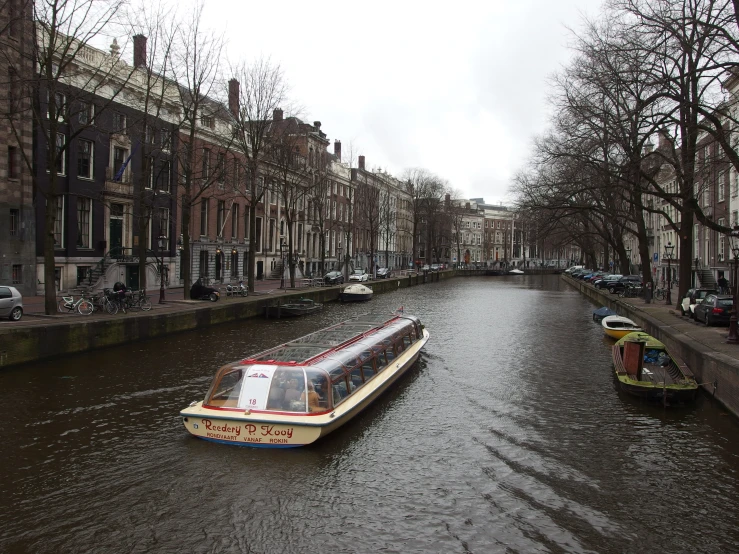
[1,276,738,553]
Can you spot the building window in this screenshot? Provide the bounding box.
[231,204,239,239]
[255,216,262,252]
[217,152,226,187]
[77,197,92,248]
[10,209,19,236]
[718,171,725,202]
[719,217,726,261]
[78,102,94,125]
[231,251,238,277]
[200,198,209,236]
[12,265,22,284]
[159,207,169,241]
[113,112,126,132]
[77,139,93,179]
[200,112,215,129]
[160,160,171,192]
[232,158,239,190]
[199,250,209,277]
[48,133,66,175]
[202,148,210,178]
[54,195,65,247]
[112,146,129,181]
[217,200,225,237]
[8,146,19,179]
[47,91,66,121]
[146,157,155,189]
[160,128,171,151]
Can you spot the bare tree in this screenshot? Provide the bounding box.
[229,58,287,291]
[170,2,225,297]
[3,0,131,313]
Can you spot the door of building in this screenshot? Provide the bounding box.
[126,265,139,290]
[257,261,263,280]
[110,203,124,255]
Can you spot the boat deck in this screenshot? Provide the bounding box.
[638,360,680,385]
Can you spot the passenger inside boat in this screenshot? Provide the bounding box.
[300,383,321,412]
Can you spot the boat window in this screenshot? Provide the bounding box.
[305,368,330,412]
[385,348,396,363]
[404,335,413,348]
[350,365,363,387]
[396,338,405,354]
[205,366,243,407]
[361,358,376,380]
[266,368,304,411]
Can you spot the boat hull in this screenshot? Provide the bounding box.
[339,292,373,302]
[603,327,641,340]
[181,329,429,447]
[612,332,698,405]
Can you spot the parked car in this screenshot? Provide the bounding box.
[595,274,622,289]
[607,275,642,294]
[0,285,23,321]
[565,265,584,274]
[693,294,734,326]
[421,264,431,272]
[376,267,392,278]
[324,271,344,285]
[680,288,718,318]
[349,269,369,282]
[430,264,441,272]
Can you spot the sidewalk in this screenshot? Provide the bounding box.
[4,278,307,327]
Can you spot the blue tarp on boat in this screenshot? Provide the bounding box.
[593,307,617,322]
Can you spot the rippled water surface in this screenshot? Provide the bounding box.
[1,276,738,553]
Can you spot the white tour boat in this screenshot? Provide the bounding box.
[180,312,429,448]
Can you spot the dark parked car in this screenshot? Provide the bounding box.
[693,294,734,326]
[376,267,392,278]
[324,271,344,285]
[595,274,622,289]
[607,275,642,294]
[680,288,718,318]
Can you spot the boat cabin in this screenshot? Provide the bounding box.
[203,314,423,414]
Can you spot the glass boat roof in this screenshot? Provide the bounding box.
[244,314,402,365]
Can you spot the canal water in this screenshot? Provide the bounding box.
[1,276,738,553]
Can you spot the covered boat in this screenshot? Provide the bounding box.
[181,313,430,447]
[339,284,373,303]
[593,306,617,323]
[508,269,524,275]
[612,331,698,404]
[602,315,642,339]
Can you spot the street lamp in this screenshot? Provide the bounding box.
[726,226,739,344]
[279,238,286,289]
[664,242,674,305]
[157,235,167,304]
[625,247,631,274]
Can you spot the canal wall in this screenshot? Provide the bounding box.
[0,270,451,369]
[564,275,739,418]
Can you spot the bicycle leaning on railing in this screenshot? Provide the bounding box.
[58,294,94,315]
[618,283,644,298]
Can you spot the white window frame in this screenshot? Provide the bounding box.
[77,197,92,249]
[718,171,725,202]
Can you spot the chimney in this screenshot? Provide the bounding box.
[273,108,283,121]
[314,121,321,130]
[334,140,341,161]
[228,79,239,118]
[133,34,147,68]
[358,155,365,170]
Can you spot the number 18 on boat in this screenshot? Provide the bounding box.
[180,313,429,447]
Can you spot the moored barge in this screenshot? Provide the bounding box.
[181,312,429,447]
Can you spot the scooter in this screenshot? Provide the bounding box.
[225,280,248,297]
[190,279,219,302]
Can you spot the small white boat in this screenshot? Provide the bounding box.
[339,284,373,303]
[602,315,643,339]
[508,269,524,275]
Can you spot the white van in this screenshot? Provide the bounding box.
[565,265,584,274]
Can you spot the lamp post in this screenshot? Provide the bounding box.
[157,235,167,304]
[664,242,674,305]
[625,247,631,275]
[726,226,739,344]
[279,238,286,289]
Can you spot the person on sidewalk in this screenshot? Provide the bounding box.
[718,275,729,294]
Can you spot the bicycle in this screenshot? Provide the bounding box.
[125,289,152,311]
[102,288,126,315]
[58,294,94,315]
[653,286,666,300]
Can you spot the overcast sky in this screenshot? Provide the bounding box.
[193,1,601,205]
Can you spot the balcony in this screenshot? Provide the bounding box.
[104,166,133,197]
